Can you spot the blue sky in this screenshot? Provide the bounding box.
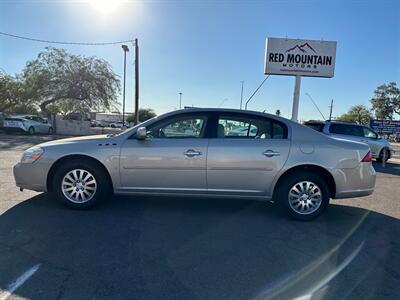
[0,0,399,120]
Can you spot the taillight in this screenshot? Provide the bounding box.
[361,151,372,162]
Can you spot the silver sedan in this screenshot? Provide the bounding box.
[13,108,376,220]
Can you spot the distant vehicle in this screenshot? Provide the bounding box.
[3,115,53,135]
[304,120,393,162]
[14,108,376,221]
[110,121,129,128]
[90,120,104,128]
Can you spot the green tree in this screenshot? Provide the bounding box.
[21,47,121,118]
[336,105,372,125]
[126,108,157,123]
[0,73,38,114]
[370,82,400,120]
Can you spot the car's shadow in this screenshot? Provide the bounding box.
[373,161,400,176]
[0,194,399,300]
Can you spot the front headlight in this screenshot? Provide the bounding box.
[21,147,44,163]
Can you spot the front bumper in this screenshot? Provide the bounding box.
[13,162,48,192]
[332,163,376,199]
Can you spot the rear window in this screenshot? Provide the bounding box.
[304,122,325,132]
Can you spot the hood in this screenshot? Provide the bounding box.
[37,135,110,148]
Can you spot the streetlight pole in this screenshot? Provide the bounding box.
[240,81,244,109]
[121,45,129,126]
[134,38,139,125]
[179,92,182,109]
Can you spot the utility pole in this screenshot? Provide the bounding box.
[134,38,139,125]
[179,92,182,109]
[329,99,333,121]
[121,45,129,126]
[240,81,244,109]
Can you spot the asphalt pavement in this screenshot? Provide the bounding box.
[0,133,399,300]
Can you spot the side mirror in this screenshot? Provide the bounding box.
[136,126,147,140]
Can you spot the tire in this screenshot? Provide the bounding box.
[376,148,389,163]
[48,127,53,134]
[53,159,111,209]
[28,126,35,135]
[275,171,330,221]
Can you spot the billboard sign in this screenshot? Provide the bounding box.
[370,119,400,135]
[264,38,337,78]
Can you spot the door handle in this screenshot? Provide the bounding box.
[263,150,280,157]
[183,149,202,157]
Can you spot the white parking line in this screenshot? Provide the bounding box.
[0,264,41,300]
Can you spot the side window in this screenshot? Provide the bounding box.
[329,124,363,136]
[218,115,287,139]
[273,122,285,139]
[348,125,364,137]
[147,115,207,138]
[329,124,346,134]
[363,127,377,139]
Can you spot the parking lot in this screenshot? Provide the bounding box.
[0,133,399,299]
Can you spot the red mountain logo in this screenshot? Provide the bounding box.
[286,42,317,54]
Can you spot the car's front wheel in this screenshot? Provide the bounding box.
[53,160,110,209]
[276,171,330,221]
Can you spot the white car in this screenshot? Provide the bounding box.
[3,115,53,135]
[110,121,129,128]
[304,120,393,162]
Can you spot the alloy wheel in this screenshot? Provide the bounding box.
[61,169,97,203]
[288,181,322,215]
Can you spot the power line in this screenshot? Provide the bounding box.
[0,31,136,46]
[244,75,270,110]
[305,93,326,120]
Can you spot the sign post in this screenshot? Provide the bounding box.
[264,37,337,122]
[291,76,301,122]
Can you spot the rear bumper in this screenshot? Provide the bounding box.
[4,127,28,133]
[332,163,376,199]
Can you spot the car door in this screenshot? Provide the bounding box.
[119,113,209,194]
[207,113,290,197]
[362,127,380,156]
[32,117,47,133]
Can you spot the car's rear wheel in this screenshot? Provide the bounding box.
[377,148,389,162]
[28,126,35,135]
[276,171,330,221]
[53,160,110,209]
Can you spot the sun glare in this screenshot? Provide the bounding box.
[87,0,124,15]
